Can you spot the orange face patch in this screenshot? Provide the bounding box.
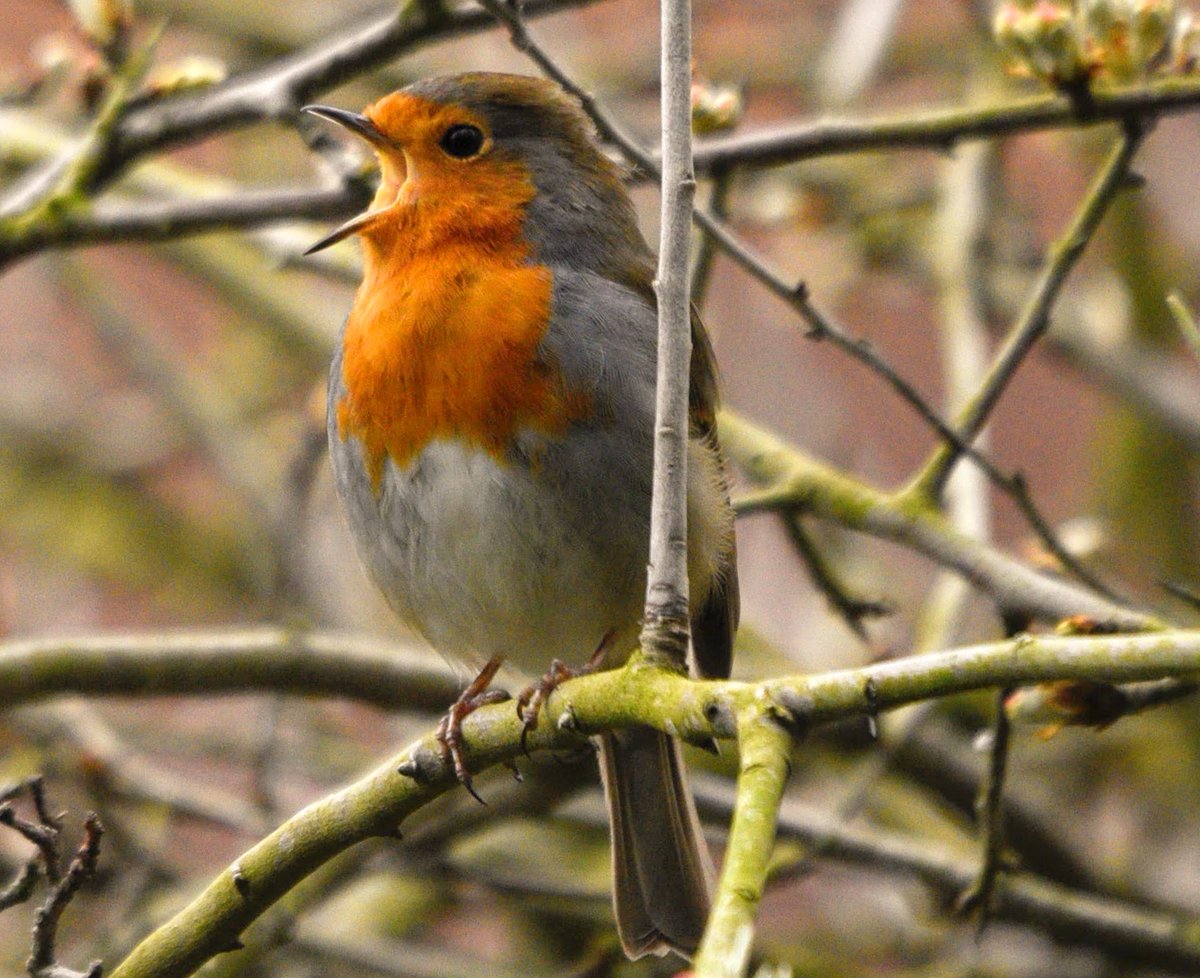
[334,93,589,488]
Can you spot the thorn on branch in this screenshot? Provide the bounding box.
[862,677,880,739]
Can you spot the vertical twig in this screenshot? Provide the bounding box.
[957,686,1014,930]
[639,0,695,665]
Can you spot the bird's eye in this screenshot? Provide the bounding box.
[439,124,485,159]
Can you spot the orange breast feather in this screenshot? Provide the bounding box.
[337,234,587,489]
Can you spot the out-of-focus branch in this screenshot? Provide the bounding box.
[722,411,1159,630]
[1,184,368,261]
[910,125,1147,501]
[0,0,601,217]
[687,75,1200,173]
[0,628,457,712]
[16,701,267,834]
[689,778,1200,976]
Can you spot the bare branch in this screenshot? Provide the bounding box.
[912,125,1147,500]
[687,76,1200,174]
[722,411,1158,631]
[0,0,601,216]
[639,0,695,663]
[28,814,104,978]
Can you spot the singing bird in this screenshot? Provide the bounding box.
[305,72,738,959]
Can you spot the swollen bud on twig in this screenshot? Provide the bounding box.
[141,55,228,97]
[1171,9,1200,69]
[993,0,1088,84]
[994,0,1194,83]
[1082,0,1179,79]
[66,0,134,59]
[691,77,744,134]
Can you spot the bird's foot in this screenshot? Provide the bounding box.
[436,656,510,804]
[516,631,612,751]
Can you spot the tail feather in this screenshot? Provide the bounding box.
[598,727,713,959]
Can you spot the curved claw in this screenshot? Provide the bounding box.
[435,656,510,804]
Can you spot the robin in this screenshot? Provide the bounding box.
[304,72,738,960]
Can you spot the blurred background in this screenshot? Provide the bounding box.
[2,0,1200,975]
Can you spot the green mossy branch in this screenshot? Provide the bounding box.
[720,410,1163,632]
[16,623,1187,977]
[694,709,794,977]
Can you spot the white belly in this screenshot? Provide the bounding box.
[331,434,648,675]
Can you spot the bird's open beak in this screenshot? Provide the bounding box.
[303,104,388,147]
[302,104,389,255]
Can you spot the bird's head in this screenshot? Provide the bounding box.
[303,72,648,276]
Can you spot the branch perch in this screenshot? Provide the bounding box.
[98,627,1200,978]
[639,0,695,662]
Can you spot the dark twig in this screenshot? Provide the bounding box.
[27,778,63,834]
[689,165,733,306]
[782,516,891,643]
[482,0,1117,606]
[0,862,40,913]
[0,805,62,884]
[0,0,600,218]
[1006,472,1124,603]
[28,814,104,978]
[957,687,1014,932]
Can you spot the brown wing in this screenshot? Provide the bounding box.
[688,304,739,681]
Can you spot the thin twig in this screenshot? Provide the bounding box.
[1166,290,1200,361]
[911,124,1148,501]
[0,861,40,913]
[686,76,1200,174]
[689,165,733,306]
[477,0,1072,584]
[1,184,369,261]
[690,776,1200,975]
[957,687,1014,931]
[782,517,891,643]
[0,806,62,884]
[28,814,104,978]
[638,0,696,664]
[0,0,601,216]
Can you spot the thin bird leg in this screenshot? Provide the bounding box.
[516,630,615,751]
[436,656,511,803]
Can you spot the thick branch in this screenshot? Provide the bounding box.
[103,628,1200,978]
[694,711,793,976]
[0,629,457,712]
